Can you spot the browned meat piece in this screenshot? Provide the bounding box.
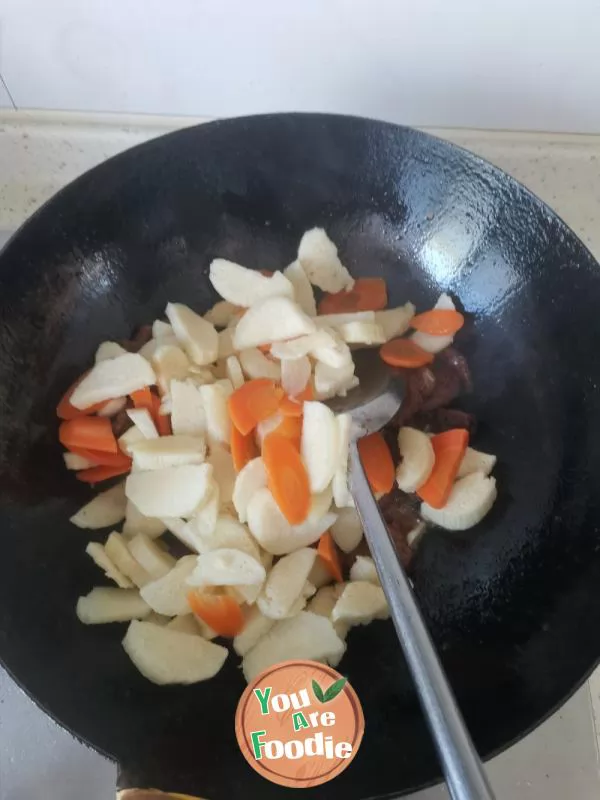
[111,408,132,438]
[121,325,152,353]
[438,347,472,392]
[392,366,436,427]
[378,486,420,569]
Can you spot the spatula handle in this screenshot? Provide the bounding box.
[349,443,495,800]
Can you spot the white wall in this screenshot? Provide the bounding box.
[1,0,599,132]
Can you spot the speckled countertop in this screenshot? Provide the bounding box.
[1,111,600,800]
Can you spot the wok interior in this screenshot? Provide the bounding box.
[1,115,600,799]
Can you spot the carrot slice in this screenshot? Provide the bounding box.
[75,463,131,484]
[228,379,284,436]
[231,425,259,472]
[411,309,464,336]
[66,446,132,469]
[357,432,395,493]
[417,428,469,509]
[149,393,171,436]
[56,373,107,420]
[279,385,314,417]
[59,417,118,454]
[187,590,245,637]
[318,278,388,314]
[380,338,434,368]
[130,386,154,411]
[262,434,310,524]
[274,414,303,443]
[317,532,343,582]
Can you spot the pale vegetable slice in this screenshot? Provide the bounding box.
[421,472,497,531]
[122,620,228,685]
[70,353,156,409]
[97,396,127,417]
[337,321,386,345]
[128,533,176,580]
[95,341,128,362]
[314,360,357,400]
[308,583,349,639]
[122,501,166,539]
[301,401,339,492]
[396,427,435,493]
[85,542,133,588]
[125,464,213,518]
[118,426,146,456]
[209,259,294,307]
[165,302,218,366]
[349,556,380,585]
[191,514,261,560]
[126,408,159,440]
[407,522,426,549]
[239,348,281,380]
[309,328,353,369]
[170,379,206,436]
[140,556,198,616]
[217,328,235,360]
[70,483,127,529]
[269,330,330,360]
[63,452,95,471]
[207,444,236,506]
[167,614,216,639]
[76,587,150,624]
[281,356,311,397]
[331,507,363,553]
[193,479,221,537]
[375,303,416,341]
[138,336,179,362]
[283,260,317,315]
[204,300,240,328]
[456,447,497,479]
[257,548,316,619]
[199,383,231,445]
[308,485,333,521]
[297,228,354,293]
[152,319,174,339]
[145,612,171,626]
[314,310,375,329]
[225,355,245,389]
[152,344,191,394]
[160,516,203,552]
[247,488,335,555]
[243,611,345,682]
[186,366,216,384]
[411,293,456,354]
[332,413,353,508]
[129,435,206,471]
[187,548,266,588]
[332,581,389,626]
[233,457,267,523]
[308,556,334,589]
[234,607,275,657]
[233,296,316,350]
[105,532,152,587]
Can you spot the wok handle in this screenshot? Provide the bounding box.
[349,443,496,800]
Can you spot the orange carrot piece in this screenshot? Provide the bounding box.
[274,414,303,443]
[318,278,388,314]
[262,434,310,524]
[228,379,284,436]
[130,386,154,411]
[231,425,259,472]
[417,428,469,509]
[380,338,434,368]
[357,432,395,493]
[187,590,245,637]
[59,417,118,454]
[76,463,131,484]
[317,532,343,582]
[279,385,314,417]
[56,373,107,420]
[411,309,465,336]
[67,446,132,469]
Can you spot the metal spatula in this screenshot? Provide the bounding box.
[327,348,495,800]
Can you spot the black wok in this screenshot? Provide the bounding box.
[1,113,600,799]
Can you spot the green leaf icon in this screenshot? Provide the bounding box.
[312,679,325,703]
[323,677,347,702]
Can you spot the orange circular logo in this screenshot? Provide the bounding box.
[235,660,364,788]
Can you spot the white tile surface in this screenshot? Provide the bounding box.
[1,113,600,799]
[2,0,600,132]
